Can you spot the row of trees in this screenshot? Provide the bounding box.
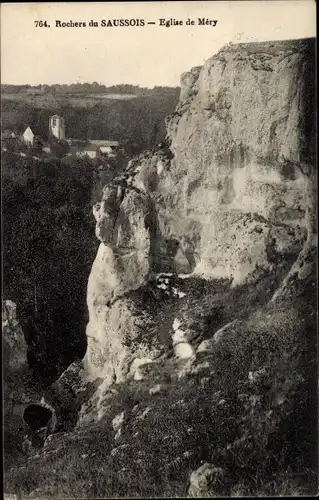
[2,83,180,96]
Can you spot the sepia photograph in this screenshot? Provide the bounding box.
[1,1,317,498]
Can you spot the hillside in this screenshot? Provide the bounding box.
[1,86,180,156]
[3,38,317,498]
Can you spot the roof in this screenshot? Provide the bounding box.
[2,129,16,137]
[88,140,119,147]
[23,126,35,135]
[22,123,48,137]
[81,147,99,153]
[69,146,98,154]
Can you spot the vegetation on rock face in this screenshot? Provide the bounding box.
[4,271,317,498]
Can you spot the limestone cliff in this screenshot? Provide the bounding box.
[84,38,316,380]
[157,38,315,283]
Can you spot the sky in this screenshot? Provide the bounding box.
[1,1,316,88]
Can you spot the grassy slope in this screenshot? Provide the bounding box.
[4,264,317,498]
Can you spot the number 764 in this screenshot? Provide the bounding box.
[34,20,49,27]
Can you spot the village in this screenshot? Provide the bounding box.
[1,114,122,162]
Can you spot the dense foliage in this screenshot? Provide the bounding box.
[2,152,100,384]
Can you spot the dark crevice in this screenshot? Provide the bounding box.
[23,404,52,430]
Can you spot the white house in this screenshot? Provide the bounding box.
[100,146,115,156]
[42,145,52,155]
[88,140,120,157]
[22,127,35,146]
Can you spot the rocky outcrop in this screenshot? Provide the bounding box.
[82,37,315,391]
[87,40,315,304]
[3,300,33,414]
[3,301,57,461]
[84,183,153,377]
[3,300,27,372]
[163,39,315,284]
[84,174,194,379]
[272,167,317,300]
[62,40,315,433]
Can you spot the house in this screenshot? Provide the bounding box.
[66,145,100,159]
[100,146,115,156]
[88,140,119,147]
[76,146,101,159]
[2,129,17,139]
[87,140,120,157]
[22,127,35,146]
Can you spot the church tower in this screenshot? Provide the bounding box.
[49,115,65,140]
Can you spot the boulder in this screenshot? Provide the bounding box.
[172,318,196,359]
[188,462,226,495]
[112,411,125,432]
[129,357,154,381]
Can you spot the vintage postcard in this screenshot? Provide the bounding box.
[2,1,317,498]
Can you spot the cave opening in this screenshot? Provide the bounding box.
[23,404,52,430]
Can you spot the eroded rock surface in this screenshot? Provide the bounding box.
[82,37,315,393]
[158,39,314,284]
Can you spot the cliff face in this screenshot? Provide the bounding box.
[3,301,57,467]
[3,301,28,379]
[161,39,315,282]
[84,38,316,379]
